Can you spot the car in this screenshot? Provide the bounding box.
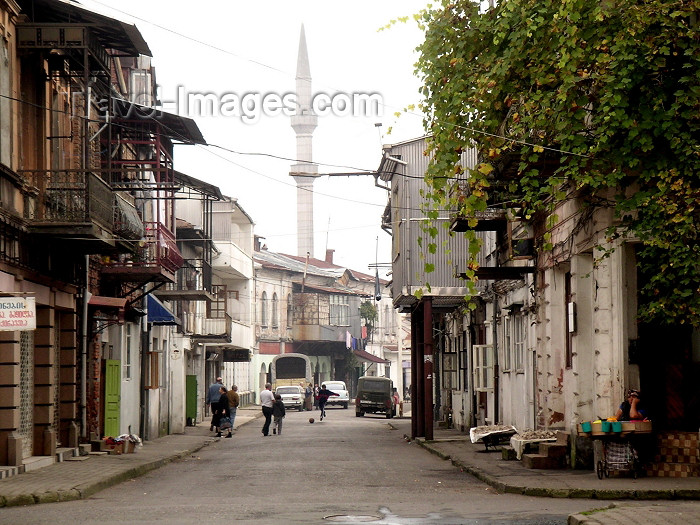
[275,385,304,411]
[355,376,395,418]
[322,381,349,409]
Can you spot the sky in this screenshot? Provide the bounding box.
[80,0,430,275]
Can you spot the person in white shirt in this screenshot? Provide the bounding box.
[260,383,275,436]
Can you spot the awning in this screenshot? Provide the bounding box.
[147,295,180,325]
[88,295,127,309]
[353,349,390,364]
[18,0,152,56]
[111,99,206,145]
[174,171,224,200]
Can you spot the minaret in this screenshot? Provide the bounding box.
[290,24,319,258]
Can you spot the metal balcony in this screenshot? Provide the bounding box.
[20,169,116,252]
[101,222,183,283]
[154,258,215,302]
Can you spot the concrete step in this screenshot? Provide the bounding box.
[522,453,566,470]
[56,447,78,462]
[539,443,567,458]
[0,465,21,479]
[78,443,92,456]
[65,455,90,462]
[22,455,54,472]
[501,446,517,460]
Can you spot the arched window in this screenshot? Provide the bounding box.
[271,293,278,328]
[261,291,268,327]
[286,294,293,328]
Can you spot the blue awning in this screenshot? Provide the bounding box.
[147,295,180,325]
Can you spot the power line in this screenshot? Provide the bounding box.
[83,0,592,160]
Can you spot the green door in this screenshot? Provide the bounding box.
[186,375,198,425]
[104,360,121,437]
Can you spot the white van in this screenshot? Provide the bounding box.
[322,381,349,409]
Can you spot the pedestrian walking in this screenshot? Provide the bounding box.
[212,385,228,437]
[316,383,339,421]
[304,382,314,411]
[272,393,286,435]
[224,385,239,438]
[260,382,275,436]
[206,377,224,432]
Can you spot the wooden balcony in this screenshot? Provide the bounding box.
[21,169,116,253]
[101,222,183,283]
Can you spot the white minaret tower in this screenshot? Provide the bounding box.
[290,24,319,258]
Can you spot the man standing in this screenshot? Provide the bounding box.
[260,382,275,436]
[304,382,313,411]
[225,385,240,438]
[206,377,224,431]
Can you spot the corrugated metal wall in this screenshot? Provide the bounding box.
[386,138,479,301]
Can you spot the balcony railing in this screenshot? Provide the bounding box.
[178,258,212,292]
[102,221,183,282]
[20,169,114,231]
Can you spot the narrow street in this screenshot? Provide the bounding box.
[0,408,634,525]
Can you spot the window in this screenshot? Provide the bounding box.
[0,38,10,166]
[503,316,512,371]
[286,294,293,328]
[565,271,573,369]
[271,293,278,328]
[504,310,526,372]
[329,294,349,326]
[146,336,159,389]
[124,324,132,380]
[513,313,525,371]
[442,344,457,391]
[209,284,226,318]
[261,291,268,327]
[473,344,494,392]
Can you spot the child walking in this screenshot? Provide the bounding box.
[272,393,286,435]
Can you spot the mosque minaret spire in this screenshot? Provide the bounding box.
[290,24,319,258]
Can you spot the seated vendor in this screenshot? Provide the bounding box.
[615,389,648,421]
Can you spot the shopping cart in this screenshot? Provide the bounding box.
[596,438,640,479]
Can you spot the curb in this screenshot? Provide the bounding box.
[408,435,700,501]
[567,506,617,525]
[1,412,264,508]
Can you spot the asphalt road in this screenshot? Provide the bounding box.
[0,407,638,524]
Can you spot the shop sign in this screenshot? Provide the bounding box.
[0,297,36,331]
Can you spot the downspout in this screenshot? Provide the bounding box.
[139,295,149,440]
[492,293,499,424]
[80,255,90,437]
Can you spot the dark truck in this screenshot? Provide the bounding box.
[355,376,395,418]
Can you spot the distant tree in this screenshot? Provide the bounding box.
[360,301,378,340]
[411,0,700,326]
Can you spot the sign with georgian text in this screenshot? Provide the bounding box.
[0,297,36,331]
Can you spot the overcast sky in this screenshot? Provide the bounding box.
[82,0,429,274]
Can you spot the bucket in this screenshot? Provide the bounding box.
[581,421,592,433]
[612,421,622,433]
[601,421,612,432]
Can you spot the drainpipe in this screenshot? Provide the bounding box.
[80,255,90,438]
[139,295,149,440]
[492,293,499,424]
